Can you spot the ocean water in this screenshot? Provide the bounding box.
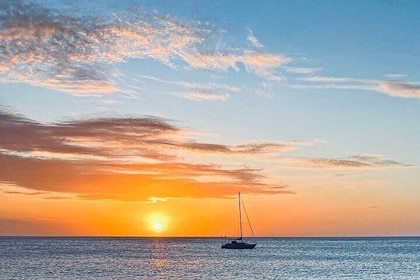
[0,237,419,279]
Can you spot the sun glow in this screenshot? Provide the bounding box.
[153,222,163,232]
[145,212,169,234]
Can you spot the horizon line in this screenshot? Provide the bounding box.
[1,235,419,239]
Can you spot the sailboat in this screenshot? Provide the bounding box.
[221,192,256,249]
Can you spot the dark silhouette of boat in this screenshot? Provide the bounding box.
[221,192,256,249]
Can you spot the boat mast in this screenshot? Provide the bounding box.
[238,192,243,240]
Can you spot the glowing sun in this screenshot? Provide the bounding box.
[145,212,168,234]
[153,222,163,232]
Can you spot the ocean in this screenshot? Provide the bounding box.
[1,237,419,279]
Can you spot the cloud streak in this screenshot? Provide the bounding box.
[289,154,412,169]
[378,80,420,99]
[180,91,229,101]
[293,74,420,99]
[138,75,238,101]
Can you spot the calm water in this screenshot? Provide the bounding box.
[1,237,419,279]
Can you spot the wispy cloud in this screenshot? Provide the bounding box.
[289,154,412,169]
[246,27,264,50]
[180,91,229,101]
[296,76,378,84]
[0,1,289,95]
[331,172,365,178]
[378,80,420,99]
[178,51,289,81]
[292,74,420,99]
[286,67,323,75]
[0,109,293,200]
[292,75,378,92]
[138,74,238,101]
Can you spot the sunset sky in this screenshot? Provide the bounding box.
[1,0,419,237]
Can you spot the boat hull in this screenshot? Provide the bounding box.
[221,242,256,249]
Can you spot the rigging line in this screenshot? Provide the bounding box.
[241,196,256,239]
[239,192,243,239]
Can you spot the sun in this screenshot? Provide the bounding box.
[153,222,163,232]
[144,212,169,234]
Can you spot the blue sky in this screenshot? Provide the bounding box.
[1,0,419,236]
[2,1,419,158]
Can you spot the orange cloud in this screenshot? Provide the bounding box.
[0,109,293,201]
[2,109,410,202]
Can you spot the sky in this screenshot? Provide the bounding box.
[1,0,419,237]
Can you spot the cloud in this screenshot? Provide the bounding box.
[378,80,420,99]
[293,74,420,99]
[230,142,297,154]
[0,109,411,200]
[293,75,378,92]
[0,109,293,201]
[386,74,406,79]
[181,91,229,101]
[3,190,47,195]
[349,154,413,167]
[331,172,364,178]
[0,1,289,95]
[139,74,240,92]
[178,50,289,81]
[138,75,237,101]
[0,1,121,94]
[286,67,323,75]
[246,28,264,49]
[297,76,378,84]
[289,154,412,169]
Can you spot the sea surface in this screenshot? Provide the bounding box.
[0,237,419,279]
